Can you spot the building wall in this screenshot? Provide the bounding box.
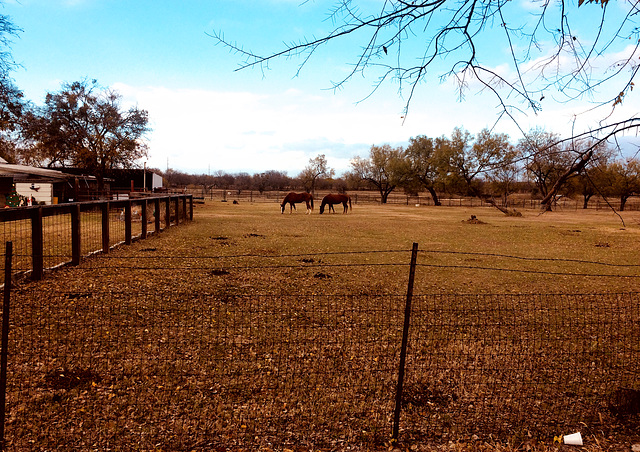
[16,182,53,205]
[152,173,163,190]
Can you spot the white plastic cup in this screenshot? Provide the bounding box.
[564,432,583,446]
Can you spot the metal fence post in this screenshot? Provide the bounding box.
[0,241,13,450]
[392,242,419,444]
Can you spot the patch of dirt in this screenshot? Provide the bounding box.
[210,269,230,276]
[44,368,101,390]
[463,215,486,224]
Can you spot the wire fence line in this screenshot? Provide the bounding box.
[30,248,640,279]
[0,247,638,449]
[188,188,640,211]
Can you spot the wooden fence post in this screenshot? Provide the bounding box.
[124,202,132,245]
[165,197,171,229]
[141,200,148,240]
[392,242,419,445]
[71,203,81,266]
[154,198,161,233]
[30,207,43,281]
[101,202,110,253]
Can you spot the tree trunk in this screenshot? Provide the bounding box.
[484,196,522,216]
[540,150,593,211]
[426,186,441,206]
[620,196,627,211]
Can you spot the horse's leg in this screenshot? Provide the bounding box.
[305,201,311,214]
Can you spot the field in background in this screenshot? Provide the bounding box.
[185,200,640,295]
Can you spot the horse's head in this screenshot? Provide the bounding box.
[280,204,285,214]
[319,204,325,214]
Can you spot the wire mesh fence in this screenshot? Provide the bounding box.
[403,293,640,442]
[2,286,638,450]
[0,195,193,283]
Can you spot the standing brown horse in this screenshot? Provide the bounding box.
[320,194,352,214]
[281,192,314,214]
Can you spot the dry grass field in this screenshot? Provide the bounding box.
[39,199,639,294]
[7,200,640,451]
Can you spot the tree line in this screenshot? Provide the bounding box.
[160,128,640,212]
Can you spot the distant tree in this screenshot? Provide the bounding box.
[0,79,24,163]
[605,158,640,211]
[349,144,409,203]
[445,127,514,199]
[162,168,193,187]
[519,129,570,206]
[21,79,150,192]
[0,9,24,163]
[298,154,335,194]
[404,135,449,206]
[254,170,291,193]
[526,134,609,211]
[485,152,521,207]
[569,147,614,209]
[210,171,235,189]
[233,172,253,193]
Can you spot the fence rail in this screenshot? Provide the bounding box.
[0,195,193,283]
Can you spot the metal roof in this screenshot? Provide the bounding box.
[0,159,92,181]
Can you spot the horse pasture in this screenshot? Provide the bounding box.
[10,200,640,451]
[179,200,640,296]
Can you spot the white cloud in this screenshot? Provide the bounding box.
[115,83,408,175]
[113,64,640,177]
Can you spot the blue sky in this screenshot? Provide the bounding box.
[3,0,639,176]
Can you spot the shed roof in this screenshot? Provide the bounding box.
[0,158,87,181]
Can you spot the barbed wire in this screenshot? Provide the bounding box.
[23,246,640,267]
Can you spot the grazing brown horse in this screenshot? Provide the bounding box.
[320,194,352,214]
[281,192,314,214]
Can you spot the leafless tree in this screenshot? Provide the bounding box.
[212,1,640,131]
[299,154,335,194]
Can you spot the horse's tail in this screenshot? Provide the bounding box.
[348,196,352,212]
[310,196,314,210]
